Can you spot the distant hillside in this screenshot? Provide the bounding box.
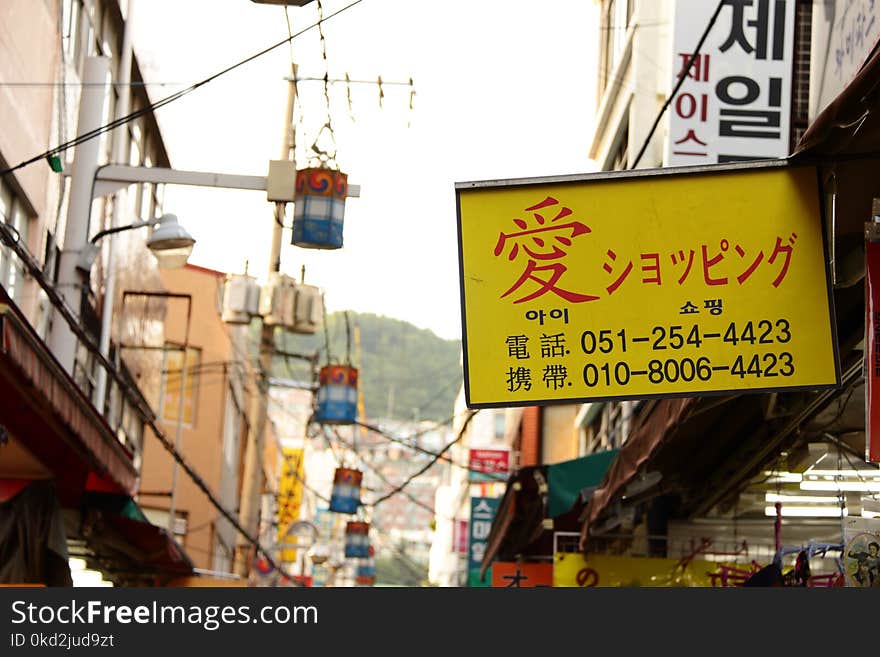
[267,311,462,422]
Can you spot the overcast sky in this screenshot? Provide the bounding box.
[133,0,599,341]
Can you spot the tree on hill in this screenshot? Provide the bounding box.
[261,311,462,422]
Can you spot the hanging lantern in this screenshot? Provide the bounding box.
[344,521,371,558]
[328,467,362,514]
[355,559,376,587]
[315,364,358,424]
[292,167,348,249]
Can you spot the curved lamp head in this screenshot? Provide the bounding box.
[147,214,195,268]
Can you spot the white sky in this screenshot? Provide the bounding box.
[133,0,599,341]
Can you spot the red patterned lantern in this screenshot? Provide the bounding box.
[329,467,362,514]
[344,521,371,558]
[315,365,358,424]
[292,167,348,249]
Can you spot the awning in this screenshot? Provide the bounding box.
[793,42,880,159]
[0,479,194,586]
[70,489,194,585]
[480,450,618,581]
[547,449,618,518]
[579,398,696,549]
[0,298,137,503]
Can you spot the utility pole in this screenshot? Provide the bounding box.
[48,56,110,374]
[236,64,298,577]
[93,0,137,410]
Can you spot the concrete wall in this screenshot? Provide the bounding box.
[0,0,58,221]
[541,404,580,465]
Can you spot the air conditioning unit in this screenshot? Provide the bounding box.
[259,273,296,327]
[292,284,323,334]
[221,274,260,324]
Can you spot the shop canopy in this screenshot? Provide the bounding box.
[0,293,139,504]
[480,449,617,581]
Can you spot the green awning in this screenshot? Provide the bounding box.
[547,449,618,518]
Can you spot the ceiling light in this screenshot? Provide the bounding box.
[801,480,880,492]
[764,505,848,518]
[805,469,880,477]
[765,493,837,504]
[763,471,803,484]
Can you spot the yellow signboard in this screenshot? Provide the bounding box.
[456,163,839,407]
[554,552,721,587]
[277,447,305,563]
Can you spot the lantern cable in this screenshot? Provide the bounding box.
[344,310,352,365]
[321,294,333,366]
[0,0,365,178]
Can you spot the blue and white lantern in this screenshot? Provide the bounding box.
[344,521,371,559]
[328,467,362,515]
[292,167,348,249]
[315,365,358,424]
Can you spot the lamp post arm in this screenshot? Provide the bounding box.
[90,217,158,244]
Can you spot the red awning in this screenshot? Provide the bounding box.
[82,512,194,581]
[0,300,137,503]
[793,43,880,158]
[579,397,696,549]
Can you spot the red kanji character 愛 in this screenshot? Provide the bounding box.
[494,197,599,304]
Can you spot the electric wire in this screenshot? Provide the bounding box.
[353,419,506,481]
[370,410,478,506]
[326,425,453,520]
[0,220,282,573]
[368,523,429,584]
[0,0,366,178]
[630,1,725,169]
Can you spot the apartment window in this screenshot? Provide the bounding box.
[603,0,635,91]
[0,178,31,304]
[161,344,201,425]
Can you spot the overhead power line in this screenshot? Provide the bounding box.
[630,0,725,169]
[353,419,506,482]
[325,425,453,520]
[0,220,282,574]
[0,0,365,178]
[371,410,479,506]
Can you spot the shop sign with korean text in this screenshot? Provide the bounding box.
[468,448,510,482]
[455,161,839,408]
[666,0,795,165]
[491,562,553,588]
[277,447,305,563]
[467,496,499,587]
[810,0,880,118]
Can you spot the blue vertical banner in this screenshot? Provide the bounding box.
[467,496,500,587]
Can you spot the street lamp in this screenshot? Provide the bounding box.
[77,213,196,272]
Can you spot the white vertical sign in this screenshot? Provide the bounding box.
[666,0,796,165]
[810,0,880,119]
